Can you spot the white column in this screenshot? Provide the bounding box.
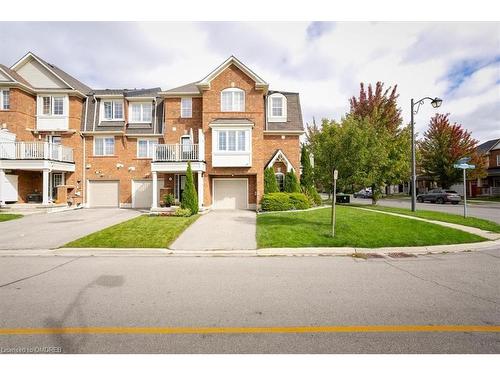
[42,169,50,205]
[197,171,203,210]
[151,171,158,210]
[0,169,5,206]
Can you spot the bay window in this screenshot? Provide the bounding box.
[0,89,10,110]
[137,139,158,158]
[216,130,249,152]
[221,88,245,112]
[102,100,124,121]
[94,136,115,156]
[129,102,153,123]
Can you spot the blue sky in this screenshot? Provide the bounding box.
[0,21,498,142]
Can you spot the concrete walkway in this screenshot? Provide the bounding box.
[170,210,257,250]
[351,206,500,240]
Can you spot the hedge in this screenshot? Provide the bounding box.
[261,192,311,211]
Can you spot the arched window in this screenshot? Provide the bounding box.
[221,88,245,112]
[275,172,285,192]
[267,93,287,122]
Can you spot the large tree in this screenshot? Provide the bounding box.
[419,113,486,188]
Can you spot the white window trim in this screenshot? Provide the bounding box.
[129,102,153,123]
[94,136,115,156]
[100,99,124,122]
[220,88,245,112]
[0,89,10,111]
[497,154,500,167]
[137,138,158,159]
[181,97,193,118]
[213,128,251,153]
[37,94,68,117]
[267,93,287,122]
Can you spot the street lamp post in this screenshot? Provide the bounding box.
[410,96,443,212]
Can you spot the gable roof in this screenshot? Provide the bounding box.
[197,56,268,91]
[10,52,92,96]
[0,64,34,91]
[477,138,500,154]
[163,82,200,95]
[265,149,294,172]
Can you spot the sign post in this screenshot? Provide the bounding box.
[453,158,475,218]
[331,169,338,237]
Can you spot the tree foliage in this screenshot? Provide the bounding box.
[264,167,279,193]
[284,170,301,193]
[300,145,314,189]
[181,161,198,215]
[419,113,486,188]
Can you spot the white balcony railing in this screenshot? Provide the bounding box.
[153,144,200,162]
[0,142,74,163]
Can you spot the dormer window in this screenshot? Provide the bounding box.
[102,100,124,121]
[268,93,287,122]
[129,102,152,123]
[221,88,245,112]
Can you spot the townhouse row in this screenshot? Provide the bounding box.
[0,53,304,210]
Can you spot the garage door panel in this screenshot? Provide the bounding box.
[213,179,247,209]
[88,181,119,208]
[132,179,163,208]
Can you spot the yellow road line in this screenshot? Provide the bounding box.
[0,325,499,335]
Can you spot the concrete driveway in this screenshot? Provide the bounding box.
[170,210,257,250]
[0,208,141,250]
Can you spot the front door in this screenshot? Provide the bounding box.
[176,175,186,203]
[51,173,63,201]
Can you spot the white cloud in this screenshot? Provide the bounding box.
[0,21,498,142]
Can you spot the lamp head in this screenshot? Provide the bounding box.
[431,97,443,108]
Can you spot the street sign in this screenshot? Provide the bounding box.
[457,157,471,164]
[453,163,475,169]
[333,169,338,180]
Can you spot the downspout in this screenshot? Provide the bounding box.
[153,97,157,134]
[92,94,98,132]
[81,97,89,207]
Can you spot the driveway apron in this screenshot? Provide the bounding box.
[170,210,257,250]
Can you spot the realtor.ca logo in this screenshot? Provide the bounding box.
[0,346,62,354]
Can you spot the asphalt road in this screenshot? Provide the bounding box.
[353,197,500,224]
[0,248,499,353]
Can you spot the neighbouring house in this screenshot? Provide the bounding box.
[0,53,304,210]
[471,138,500,197]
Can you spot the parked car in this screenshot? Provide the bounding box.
[353,189,373,199]
[417,189,461,204]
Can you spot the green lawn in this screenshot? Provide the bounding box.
[469,196,500,203]
[257,206,485,248]
[0,213,23,222]
[355,205,500,233]
[64,214,199,248]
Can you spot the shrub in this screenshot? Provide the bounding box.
[285,170,301,193]
[264,167,279,193]
[173,208,192,217]
[304,186,322,206]
[289,193,310,210]
[260,192,311,211]
[300,146,314,189]
[181,161,198,215]
[163,193,174,207]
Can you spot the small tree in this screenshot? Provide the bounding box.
[264,167,279,193]
[300,145,314,189]
[181,161,198,215]
[285,170,301,193]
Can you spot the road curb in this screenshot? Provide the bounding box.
[0,239,498,257]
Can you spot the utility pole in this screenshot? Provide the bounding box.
[331,169,338,237]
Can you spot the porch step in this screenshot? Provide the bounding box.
[0,203,70,215]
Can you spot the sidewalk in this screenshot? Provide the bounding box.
[0,238,498,257]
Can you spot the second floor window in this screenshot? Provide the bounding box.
[130,102,152,123]
[94,136,115,156]
[40,95,65,116]
[221,88,245,112]
[497,155,500,167]
[0,89,10,110]
[181,98,192,118]
[102,100,124,121]
[137,139,158,158]
[216,130,248,152]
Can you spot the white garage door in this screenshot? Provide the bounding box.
[132,179,163,208]
[213,179,248,209]
[2,174,18,202]
[88,180,119,208]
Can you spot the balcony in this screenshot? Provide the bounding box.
[153,144,200,162]
[0,142,74,163]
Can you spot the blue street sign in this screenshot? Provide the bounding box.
[453,163,475,169]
